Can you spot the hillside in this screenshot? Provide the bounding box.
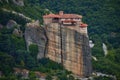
[38,0,120,79]
[0,0,120,80]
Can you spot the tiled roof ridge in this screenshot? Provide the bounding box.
[43,11,82,18]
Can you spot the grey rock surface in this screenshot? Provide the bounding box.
[6,20,17,29]
[25,21,47,59]
[12,0,24,6]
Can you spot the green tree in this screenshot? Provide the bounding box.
[46,74,52,80]
[29,44,38,58]
[68,75,75,80]
[0,52,15,75]
[29,71,36,80]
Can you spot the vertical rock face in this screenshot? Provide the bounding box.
[45,23,61,63]
[45,23,92,77]
[25,21,47,59]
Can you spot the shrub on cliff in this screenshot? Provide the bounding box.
[29,44,38,59]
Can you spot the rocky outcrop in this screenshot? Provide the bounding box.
[2,8,32,21]
[25,21,92,77]
[25,21,47,59]
[13,28,23,37]
[12,0,24,6]
[6,20,23,37]
[0,0,24,6]
[25,12,92,77]
[45,23,92,77]
[6,20,17,29]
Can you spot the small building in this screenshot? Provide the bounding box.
[80,23,88,35]
[43,11,82,25]
[43,11,88,35]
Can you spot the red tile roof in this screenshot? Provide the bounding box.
[43,14,60,18]
[43,12,82,19]
[61,14,82,18]
[63,20,76,23]
[80,23,88,28]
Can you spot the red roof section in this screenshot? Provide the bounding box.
[63,20,76,23]
[60,14,82,18]
[43,11,82,19]
[43,14,60,18]
[80,23,88,28]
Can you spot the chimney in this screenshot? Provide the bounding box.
[59,11,64,15]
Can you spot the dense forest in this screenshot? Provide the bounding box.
[0,0,120,80]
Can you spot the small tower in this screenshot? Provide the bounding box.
[80,23,88,36]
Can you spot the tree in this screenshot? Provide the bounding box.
[46,74,52,80]
[68,75,75,80]
[29,44,38,58]
[29,71,36,80]
[0,52,15,75]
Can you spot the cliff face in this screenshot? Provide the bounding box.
[25,18,92,77]
[45,23,92,77]
[25,21,47,59]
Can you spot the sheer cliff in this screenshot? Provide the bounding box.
[25,21,47,59]
[43,11,92,77]
[45,23,92,77]
[25,11,92,77]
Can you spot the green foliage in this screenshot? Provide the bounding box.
[92,57,120,79]
[93,76,114,80]
[92,42,104,58]
[29,44,38,58]
[46,74,52,80]
[39,58,63,70]
[0,1,50,24]
[0,52,15,75]
[39,0,120,48]
[15,50,37,69]
[29,71,36,80]
[0,9,29,25]
[68,75,75,80]
[0,28,26,53]
[0,27,37,74]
